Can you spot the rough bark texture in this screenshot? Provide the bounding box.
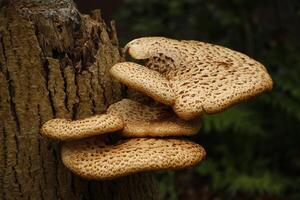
[0,1,159,199]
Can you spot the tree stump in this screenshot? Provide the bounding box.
[0,1,159,199]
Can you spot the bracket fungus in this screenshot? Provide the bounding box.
[39,36,274,181]
[62,137,206,180]
[110,37,273,120]
[41,97,205,180]
[41,115,124,141]
[41,98,201,140]
[107,99,202,137]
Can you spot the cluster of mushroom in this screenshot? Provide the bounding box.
[41,37,273,180]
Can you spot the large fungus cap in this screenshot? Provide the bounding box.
[107,99,202,137]
[41,114,123,141]
[62,137,206,180]
[110,37,273,120]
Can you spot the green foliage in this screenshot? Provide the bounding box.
[115,0,300,199]
[204,107,265,136]
[196,160,290,196]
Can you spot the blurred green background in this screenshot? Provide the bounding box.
[76,0,300,199]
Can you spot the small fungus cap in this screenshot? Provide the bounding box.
[110,62,175,105]
[111,37,273,120]
[61,137,206,180]
[41,114,124,141]
[107,99,202,137]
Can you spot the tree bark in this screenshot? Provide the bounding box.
[0,1,159,199]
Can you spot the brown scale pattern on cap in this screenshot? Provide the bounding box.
[62,137,206,180]
[41,114,124,141]
[111,37,273,120]
[110,62,175,105]
[107,99,202,137]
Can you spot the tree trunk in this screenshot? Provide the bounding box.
[0,1,159,199]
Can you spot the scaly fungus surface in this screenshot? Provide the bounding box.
[41,98,202,140]
[110,37,273,120]
[41,114,123,141]
[107,98,202,137]
[62,137,206,180]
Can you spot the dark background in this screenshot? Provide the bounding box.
[75,1,300,199]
